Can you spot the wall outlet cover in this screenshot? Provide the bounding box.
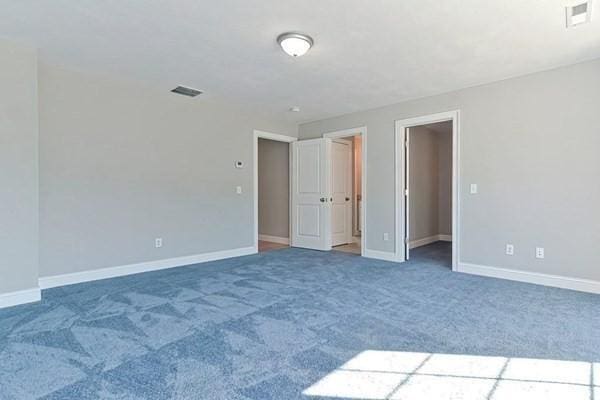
[536,247,545,259]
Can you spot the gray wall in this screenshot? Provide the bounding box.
[0,40,39,294]
[258,138,289,238]
[299,58,600,281]
[39,63,296,278]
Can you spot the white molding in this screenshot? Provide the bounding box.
[457,262,600,295]
[253,130,297,253]
[321,126,367,258]
[439,234,452,242]
[39,246,256,290]
[363,249,399,263]
[409,234,452,249]
[0,287,41,309]
[258,234,290,245]
[253,130,298,143]
[395,110,460,270]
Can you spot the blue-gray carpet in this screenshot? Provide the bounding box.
[1,242,599,399]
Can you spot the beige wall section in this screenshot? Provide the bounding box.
[0,40,39,294]
[437,128,452,236]
[409,127,440,241]
[39,63,296,278]
[258,138,289,239]
[408,125,452,242]
[299,58,600,282]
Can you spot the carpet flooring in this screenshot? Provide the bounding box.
[1,242,599,399]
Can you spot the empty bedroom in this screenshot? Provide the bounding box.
[1,1,599,399]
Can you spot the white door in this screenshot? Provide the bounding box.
[331,139,353,246]
[405,128,410,260]
[291,138,332,251]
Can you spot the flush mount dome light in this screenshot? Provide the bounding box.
[277,32,313,57]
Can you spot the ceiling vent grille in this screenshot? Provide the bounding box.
[171,86,203,97]
[566,1,593,27]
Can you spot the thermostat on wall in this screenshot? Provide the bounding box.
[235,161,244,169]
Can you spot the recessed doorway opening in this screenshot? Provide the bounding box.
[395,111,460,270]
[253,130,297,253]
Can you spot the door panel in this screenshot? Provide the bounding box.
[331,140,352,246]
[405,128,410,260]
[291,138,331,250]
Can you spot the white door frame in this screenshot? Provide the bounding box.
[323,126,367,257]
[253,130,297,253]
[394,111,460,270]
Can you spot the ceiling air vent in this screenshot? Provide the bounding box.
[566,1,593,27]
[171,86,203,97]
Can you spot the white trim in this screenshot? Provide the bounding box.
[457,262,600,295]
[409,234,452,249]
[258,234,290,245]
[363,249,398,262]
[0,287,41,309]
[39,246,256,289]
[395,110,460,270]
[253,130,297,253]
[322,126,367,258]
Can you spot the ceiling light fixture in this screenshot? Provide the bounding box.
[277,32,314,57]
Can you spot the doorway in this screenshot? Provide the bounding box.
[324,127,366,257]
[253,130,297,253]
[395,111,460,270]
[406,122,453,266]
[288,127,367,256]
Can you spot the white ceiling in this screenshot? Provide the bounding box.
[2,0,600,123]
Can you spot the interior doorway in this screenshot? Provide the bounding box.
[288,126,367,256]
[253,130,297,253]
[405,121,453,266]
[324,127,366,257]
[395,111,460,270]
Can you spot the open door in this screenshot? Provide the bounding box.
[405,128,410,260]
[291,138,332,251]
[331,139,353,246]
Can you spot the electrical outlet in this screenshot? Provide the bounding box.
[470,183,478,194]
[155,238,163,248]
[383,233,389,241]
[236,186,242,194]
[536,247,544,259]
[506,244,514,256]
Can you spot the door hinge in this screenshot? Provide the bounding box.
[404,189,409,196]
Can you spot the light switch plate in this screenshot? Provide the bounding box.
[470,184,478,194]
[506,244,514,255]
[236,186,242,194]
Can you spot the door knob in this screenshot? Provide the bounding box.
[345,197,350,201]
[320,197,326,202]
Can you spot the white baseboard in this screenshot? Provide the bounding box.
[363,249,399,262]
[458,262,600,294]
[258,235,290,245]
[39,246,257,290]
[409,234,452,249]
[0,287,41,309]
